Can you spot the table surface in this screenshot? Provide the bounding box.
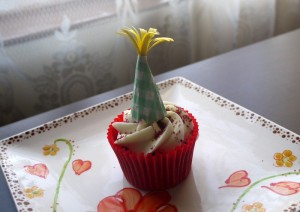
[1,29,300,211]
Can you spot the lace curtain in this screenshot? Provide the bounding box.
[0,0,299,127]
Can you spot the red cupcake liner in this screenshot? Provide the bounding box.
[107,110,199,191]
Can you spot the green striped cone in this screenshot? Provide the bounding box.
[131,56,166,124]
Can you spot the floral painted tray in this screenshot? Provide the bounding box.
[1,77,300,212]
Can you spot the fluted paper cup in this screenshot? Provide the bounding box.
[107,109,199,190]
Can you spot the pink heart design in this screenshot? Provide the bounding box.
[219,170,251,188]
[24,163,49,179]
[262,181,300,196]
[72,159,92,175]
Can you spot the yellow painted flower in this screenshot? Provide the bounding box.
[274,149,297,167]
[118,27,174,56]
[43,144,60,156]
[242,202,266,212]
[24,186,44,199]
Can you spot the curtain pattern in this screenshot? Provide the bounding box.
[0,0,299,127]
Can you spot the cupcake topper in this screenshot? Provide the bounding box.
[118,27,174,124]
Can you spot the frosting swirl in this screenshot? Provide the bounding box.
[112,102,194,154]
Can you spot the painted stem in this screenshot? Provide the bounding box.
[52,138,73,212]
[231,171,300,211]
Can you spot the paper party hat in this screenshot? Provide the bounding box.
[118,27,174,124]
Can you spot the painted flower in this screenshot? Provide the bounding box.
[118,27,174,56]
[44,138,74,212]
[242,202,266,212]
[273,149,297,167]
[97,188,177,212]
[24,186,44,199]
[43,144,60,156]
[262,181,300,196]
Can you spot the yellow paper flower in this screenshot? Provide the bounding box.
[118,27,174,56]
[274,149,297,167]
[242,202,266,212]
[24,186,44,199]
[43,144,60,156]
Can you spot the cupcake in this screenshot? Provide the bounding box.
[107,27,199,190]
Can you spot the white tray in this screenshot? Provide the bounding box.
[1,77,300,212]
